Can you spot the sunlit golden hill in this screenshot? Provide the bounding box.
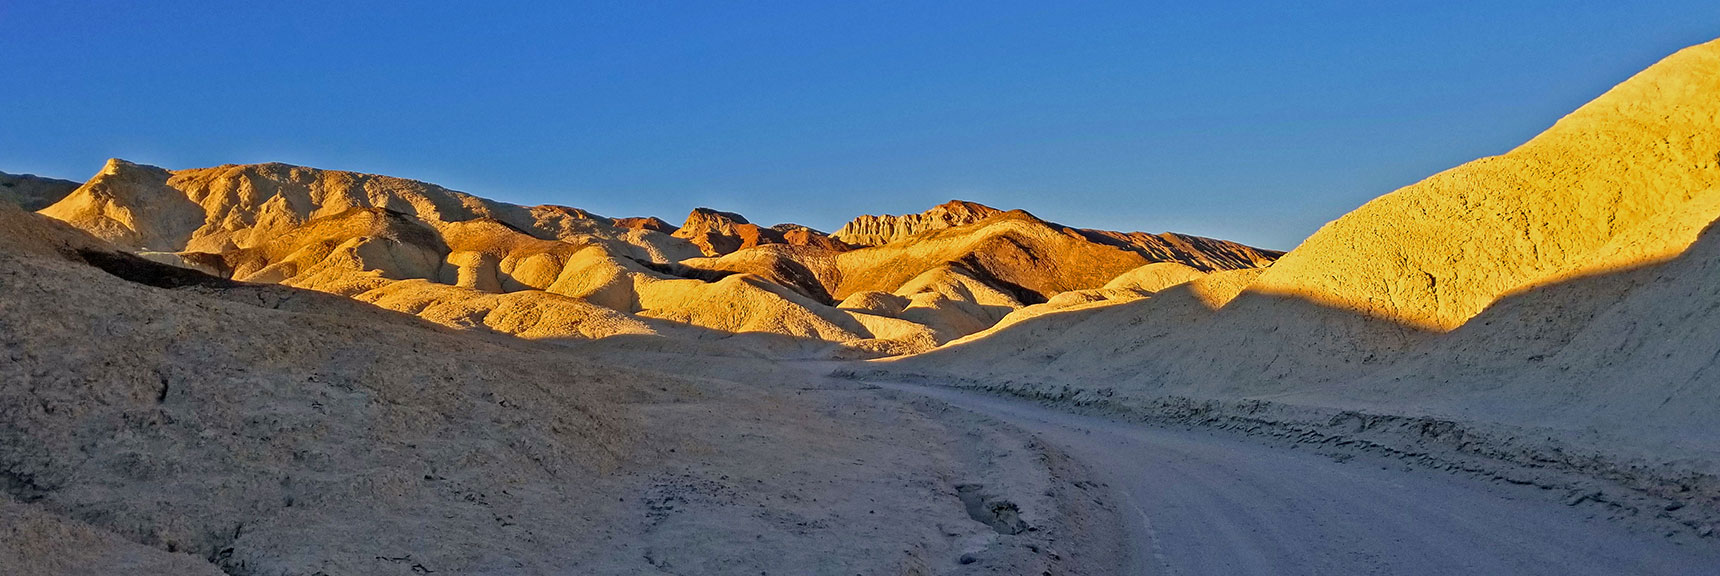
[874,37,1720,462]
[31,161,1278,357]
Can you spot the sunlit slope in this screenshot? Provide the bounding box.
[883,38,1720,440]
[36,162,1277,355]
[3,202,1033,574]
[1254,38,1720,332]
[827,207,1277,302]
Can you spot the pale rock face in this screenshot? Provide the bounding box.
[1252,38,1720,332]
[879,38,1720,478]
[39,159,202,251]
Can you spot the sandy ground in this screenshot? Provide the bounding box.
[865,378,1720,576]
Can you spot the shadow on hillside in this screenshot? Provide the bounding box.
[884,218,1720,406]
[66,211,1720,390]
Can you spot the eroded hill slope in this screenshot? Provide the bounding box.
[31,162,1277,356]
[0,202,1106,574]
[873,38,1720,465]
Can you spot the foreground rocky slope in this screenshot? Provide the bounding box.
[865,38,1720,530]
[0,202,1120,574]
[30,163,1277,357]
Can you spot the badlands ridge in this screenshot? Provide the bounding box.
[2,35,1720,576]
[29,161,1278,356]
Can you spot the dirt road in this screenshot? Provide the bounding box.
[872,380,1720,576]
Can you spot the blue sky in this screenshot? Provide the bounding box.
[3,2,1716,250]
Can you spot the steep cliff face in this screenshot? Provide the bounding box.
[831,200,1003,246]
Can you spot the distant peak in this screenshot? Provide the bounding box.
[934,199,999,213]
[683,207,750,227]
[614,216,678,234]
[92,159,172,183]
[101,158,156,174]
[830,200,1007,247]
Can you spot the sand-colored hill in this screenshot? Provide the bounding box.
[875,38,1720,469]
[1252,40,1720,332]
[33,162,1277,355]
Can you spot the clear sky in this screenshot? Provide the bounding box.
[3,2,1716,250]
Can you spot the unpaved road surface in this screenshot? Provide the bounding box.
[873,381,1720,576]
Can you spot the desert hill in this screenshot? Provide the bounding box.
[832,199,1004,245]
[872,38,1720,479]
[0,171,79,211]
[0,200,1105,574]
[29,161,1278,356]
